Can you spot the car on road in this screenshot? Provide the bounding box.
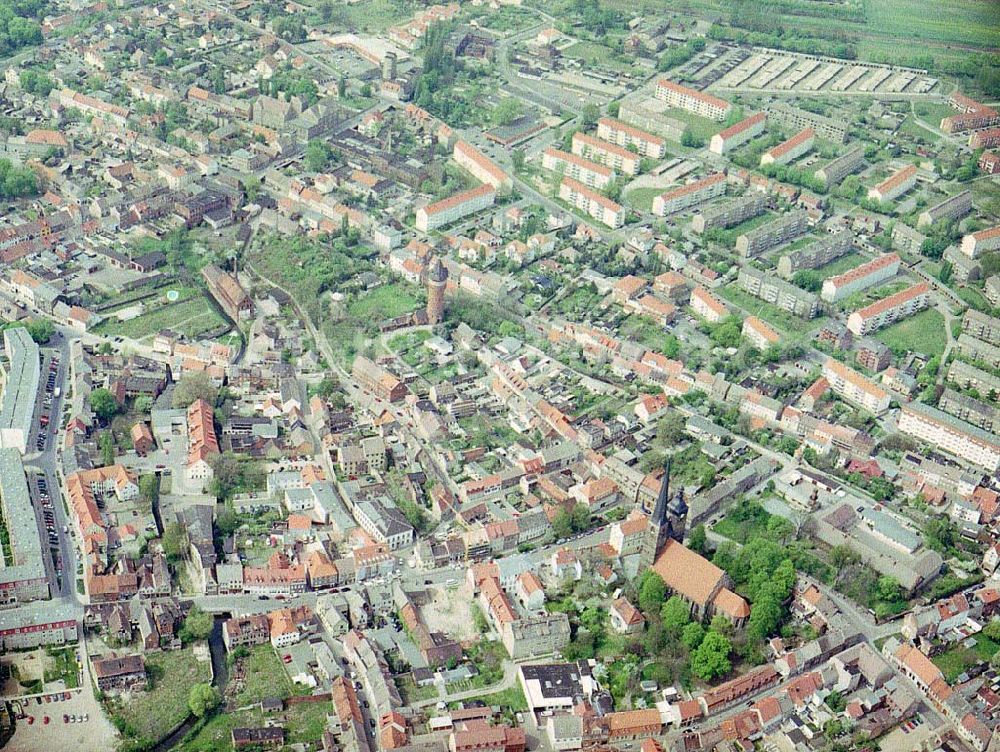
[282,654,292,663]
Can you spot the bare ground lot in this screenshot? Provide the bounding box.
[422,582,479,642]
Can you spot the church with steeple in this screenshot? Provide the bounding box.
[638,459,688,572]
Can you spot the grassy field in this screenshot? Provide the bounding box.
[93,289,226,342]
[814,251,866,278]
[230,645,296,707]
[107,649,211,748]
[562,41,634,73]
[178,701,330,752]
[932,635,1000,683]
[959,285,994,314]
[718,284,820,337]
[874,308,947,358]
[458,684,528,712]
[625,186,666,213]
[347,283,421,321]
[661,107,720,143]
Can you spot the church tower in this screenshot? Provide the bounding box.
[638,459,688,571]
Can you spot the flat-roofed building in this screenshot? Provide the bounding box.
[0,327,39,454]
[0,602,76,650]
[868,164,917,203]
[453,140,511,191]
[766,102,847,143]
[821,253,900,303]
[917,190,972,229]
[899,401,1000,471]
[961,226,1000,259]
[654,80,731,121]
[541,147,614,190]
[939,389,999,433]
[777,231,853,278]
[815,145,865,187]
[0,449,50,604]
[957,333,1000,369]
[948,360,1000,396]
[691,194,768,234]
[847,283,931,336]
[571,132,641,175]
[760,128,814,167]
[738,266,819,318]
[823,358,891,414]
[963,310,1000,346]
[416,184,496,232]
[559,178,625,228]
[652,172,726,216]
[596,117,666,159]
[736,210,809,258]
[709,112,766,155]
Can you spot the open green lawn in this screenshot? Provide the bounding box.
[107,648,211,748]
[814,251,866,279]
[178,701,331,751]
[93,292,227,342]
[874,308,947,358]
[562,41,634,73]
[718,284,820,337]
[456,684,528,712]
[347,283,421,321]
[661,107,720,143]
[341,0,416,32]
[230,645,297,707]
[932,635,1000,683]
[625,186,665,213]
[959,285,994,314]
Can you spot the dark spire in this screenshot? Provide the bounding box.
[652,457,671,527]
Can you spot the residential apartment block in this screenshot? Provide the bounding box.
[0,327,39,454]
[963,310,1000,346]
[571,132,641,175]
[738,267,820,319]
[651,172,726,217]
[709,113,766,155]
[559,178,625,229]
[692,194,768,234]
[939,389,999,433]
[823,358,891,414]
[596,117,666,159]
[821,253,900,303]
[940,93,1000,134]
[898,401,1000,471]
[760,128,814,167]
[743,316,781,350]
[868,164,917,203]
[846,283,931,336]
[654,80,731,121]
[917,190,972,229]
[948,360,1000,396]
[777,231,853,278]
[735,210,809,258]
[416,183,496,232]
[453,140,511,191]
[690,286,729,323]
[961,226,1000,259]
[766,102,847,143]
[541,147,614,189]
[957,333,1000,369]
[815,146,865,187]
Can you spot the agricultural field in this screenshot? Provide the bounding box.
[874,308,947,359]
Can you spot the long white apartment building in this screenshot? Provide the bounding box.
[815,145,865,187]
[760,128,815,167]
[961,226,1000,259]
[777,231,853,278]
[654,80,732,121]
[415,183,496,232]
[899,401,1000,471]
[821,253,900,303]
[596,117,666,159]
[823,358,891,414]
[542,147,615,190]
[868,164,917,203]
[559,177,626,228]
[652,172,726,216]
[710,112,766,155]
[847,283,931,336]
[0,449,50,605]
[690,286,729,323]
[692,194,768,234]
[453,140,511,191]
[571,132,641,175]
[0,327,39,454]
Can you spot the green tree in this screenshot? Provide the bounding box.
[179,606,214,644]
[660,594,690,635]
[90,388,120,422]
[688,524,708,555]
[99,432,115,467]
[580,103,600,130]
[637,571,668,614]
[681,621,705,650]
[161,522,188,561]
[171,372,218,408]
[552,508,573,539]
[690,630,731,681]
[305,139,336,172]
[25,318,54,343]
[492,97,523,127]
[187,683,219,717]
